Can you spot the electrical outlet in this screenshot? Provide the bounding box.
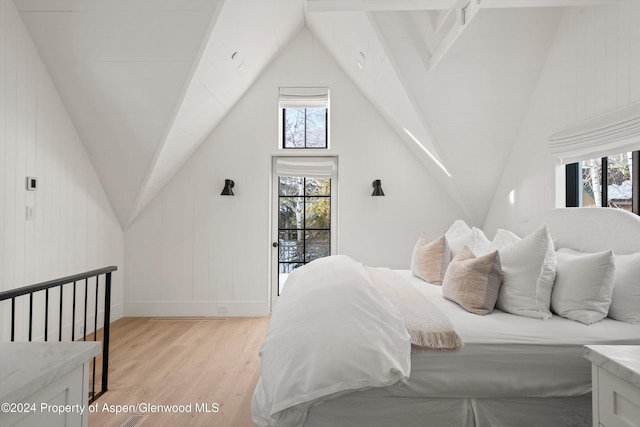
[217,305,229,315]
[76,325,84,338]
[26,206,35,220]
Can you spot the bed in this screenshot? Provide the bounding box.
[252,208,640,427]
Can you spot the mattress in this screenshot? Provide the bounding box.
[356,270,640,400]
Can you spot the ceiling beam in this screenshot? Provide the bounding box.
[306,0,615,12]
[428,0,480,71]
[434,9,455,33]
[306,0,467,12]
[480,0,616,7]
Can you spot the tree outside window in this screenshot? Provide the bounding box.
[283,108,327,149]
[574,151,635,213]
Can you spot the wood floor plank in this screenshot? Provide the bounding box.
[88,317,269,427]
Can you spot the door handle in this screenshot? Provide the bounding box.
[272,242,279,248]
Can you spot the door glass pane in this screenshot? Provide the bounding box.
[305,177,330,196]
[278,230,304,262]
[305,197,330,229]
[279,262,304,275]
[279,262,304,294]
[278,197,303,229]
[279,176,304,196]
[305,230,331,262]
[607,152,633,211]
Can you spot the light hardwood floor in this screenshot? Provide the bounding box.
[88,316,269,427]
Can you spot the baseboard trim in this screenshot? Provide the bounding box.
[123,300,269,317]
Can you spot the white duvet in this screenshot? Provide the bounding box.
[251,255,411,427]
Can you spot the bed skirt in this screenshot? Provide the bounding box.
[303,395,591,427]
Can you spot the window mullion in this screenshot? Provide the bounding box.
[601,157,608,208]
[566,163,580,207]
[634,151,639,215]
[303,177,307,263]
[304,108,308,148]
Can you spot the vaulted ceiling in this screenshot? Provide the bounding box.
[13,0,614,228]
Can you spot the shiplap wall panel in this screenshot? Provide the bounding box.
[605,5,619,111]
[618,2,630,107]
[124,196,162,302]
[124,27,467,316]
[554,2,640,130]
[484,0,640,236]
[594,7,607,116]
[161,170,194,302]
[0,0,123,341]
[186,154,210,303]
[630,1,640,102]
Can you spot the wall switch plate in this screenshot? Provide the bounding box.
[217,305,229,314]
[26,176,38,191]
[26,206,35,220]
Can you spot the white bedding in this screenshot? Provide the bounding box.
[251,255,411,427]
[373,270,640,399]
[254,208,640,426]
[302,269,640,427]
[253,264,640,426]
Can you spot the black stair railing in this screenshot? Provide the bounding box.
[0,266,117,403]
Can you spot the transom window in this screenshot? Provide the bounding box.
[566,151,639,215]
[283,108,327,148]
[279,87,329,150]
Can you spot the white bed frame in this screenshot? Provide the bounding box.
[301,208,640,427]
[513,207,640,255]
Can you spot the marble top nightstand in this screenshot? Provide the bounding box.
[0,342,101,427]
[584,345,640,427]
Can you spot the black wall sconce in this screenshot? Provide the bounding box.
[221,179,235,196]
[371,179,385,196]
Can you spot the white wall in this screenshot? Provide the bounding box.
[0,0,124,341]
[124,28,467,317]
[484,1,640,236]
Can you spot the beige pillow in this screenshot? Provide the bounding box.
[411,233,451,285]
[442,246,503,315]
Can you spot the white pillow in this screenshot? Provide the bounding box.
[445,220,471,256]
[488,228,521,253]
[468,228,491,256]
[495,225,556,320]
[446,221,490,257]
[551,249,615,325]
[609,252,640,324]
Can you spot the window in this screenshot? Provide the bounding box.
[279,87,329,149]
[283,108,327,148]
[566,151,639,215]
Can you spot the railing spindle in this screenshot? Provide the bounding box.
[28,293,33,342]
[11,298,15,342]
[45,289,49,341]
[58,286,64,341]
[83,278,88,342]
[92,277,99,398]
[102,272,112,395]
[72,281,77,341]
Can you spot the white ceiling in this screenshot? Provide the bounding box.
[13,0,613,228]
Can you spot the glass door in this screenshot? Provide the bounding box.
[271,157,337,304]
